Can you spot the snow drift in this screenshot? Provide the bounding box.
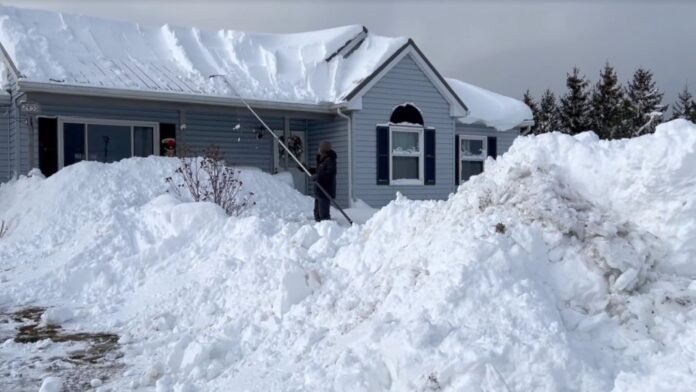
[1,120,696,391]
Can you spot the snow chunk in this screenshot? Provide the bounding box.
[275,261,313,317]
[40,307,75,326]
[39,377,63,392]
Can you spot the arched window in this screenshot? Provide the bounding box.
[376,103,434,186]
[390,103,424,126]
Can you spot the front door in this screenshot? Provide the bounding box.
[274,130,308,195]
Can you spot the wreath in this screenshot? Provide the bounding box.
[279,135,304,160]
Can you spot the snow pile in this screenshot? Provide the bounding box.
[2,121,696,391]
[500,120,696,275]
[0,5,406,104]
[448,77,533,131]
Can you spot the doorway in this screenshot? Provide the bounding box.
[274,129,308,195]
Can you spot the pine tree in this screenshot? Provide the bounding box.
[590,62,624,139]
[559,67,592,134]
[624,67,665,136]
[672,84,696,122]
[537,89,561,134]
[523,90,540,135]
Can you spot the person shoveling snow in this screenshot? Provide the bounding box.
[310,141,338,222]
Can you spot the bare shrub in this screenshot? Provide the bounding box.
[166,145,254,216]
[0,220,8,239]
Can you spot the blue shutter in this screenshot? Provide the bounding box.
[455,134,460,185]
[487,136,498,158]
[376,126,390,185]
[424,128,436,185]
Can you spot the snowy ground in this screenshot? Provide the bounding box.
[1,120,696,391]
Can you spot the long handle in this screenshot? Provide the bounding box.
[209,75,354,225]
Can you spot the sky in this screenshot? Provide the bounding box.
[4,0,696,110]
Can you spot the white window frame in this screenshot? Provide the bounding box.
[459,135,487,182]
[389,125,424,186]
[57,117,160,169]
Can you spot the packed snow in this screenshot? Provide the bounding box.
[0,5,406,104]
[2,120,696,391]
[447,78,534,131]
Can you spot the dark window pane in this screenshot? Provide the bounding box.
[461,161,484,182]
[39,117,58,176]
[392,156,419,180]
[461,139,484,157]
[88,124,131,163]
[133,126,154,157]
[63,123,85,167]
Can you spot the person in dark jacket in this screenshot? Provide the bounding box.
[310,141,337,222]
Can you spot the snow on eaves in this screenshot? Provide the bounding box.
[0,5,407,105]
[447,77,533,131]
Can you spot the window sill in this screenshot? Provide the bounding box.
[389,179,424,186]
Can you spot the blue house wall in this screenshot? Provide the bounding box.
[0,96,9,182]
[7,93,336,184]
[351,54,457,208]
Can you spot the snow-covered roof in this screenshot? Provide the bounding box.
[447,78,533,131]
[0,5,530,125]
[0,5,407,105]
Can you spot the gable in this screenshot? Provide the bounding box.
[342,41,468,118]
[363,54,451,115]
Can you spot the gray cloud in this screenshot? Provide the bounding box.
[4,0,695,110]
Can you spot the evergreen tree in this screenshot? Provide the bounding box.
[523,90,540,135]
[537,89,561,134]
[590,62,624,139]
[624,67,665,136]
[672,84,696,122]
[559,67,592,134]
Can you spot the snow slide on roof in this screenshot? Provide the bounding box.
[447,77,533,131]
[0,5,406,104]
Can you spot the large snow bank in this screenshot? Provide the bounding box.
[447,77,533,131]
[0,5,406,104]
[2,121,696,391]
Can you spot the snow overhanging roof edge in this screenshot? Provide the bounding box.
[17,80,339,114]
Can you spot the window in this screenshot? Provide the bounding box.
[390,103,424,126]
[390,126,424,185]
[459,135,487,182]
[58,118,158,169]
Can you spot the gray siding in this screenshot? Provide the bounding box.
[181,110,275,172]
[352,54,456,208]
[307,116,349,206]
[455,123,520,157]
[12,94,324,177]
[6,68,22,180]
[0,102,8,182]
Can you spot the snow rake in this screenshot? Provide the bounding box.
[209,75,354,225]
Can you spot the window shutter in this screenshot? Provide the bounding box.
[455,134,460,186]
[424,128,436,185]
[487,136,498,158]
[376,126,390,185]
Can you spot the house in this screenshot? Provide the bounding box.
[0,5,532,208]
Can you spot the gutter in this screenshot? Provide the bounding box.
[336,106,352,206]
[17,80,337,114]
